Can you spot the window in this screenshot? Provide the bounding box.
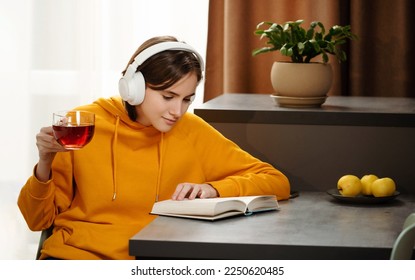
[1,0,208,182]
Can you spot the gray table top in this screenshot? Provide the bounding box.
[193,93,415,127]
[129,191,415,260]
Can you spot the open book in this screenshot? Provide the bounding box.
[150,195,279,221]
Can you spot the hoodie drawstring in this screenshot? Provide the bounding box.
[112,115,120,201]
[110,114,164,202]
[155,132,164,202]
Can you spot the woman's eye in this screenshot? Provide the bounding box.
[161,93,194,103]
[184,95,195,103]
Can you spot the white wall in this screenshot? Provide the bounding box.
[0,0,208,259]
[0,0,209,184]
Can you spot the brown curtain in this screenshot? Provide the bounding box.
[204,0,415,101]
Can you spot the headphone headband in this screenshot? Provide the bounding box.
[132,41,204,71]
[119,41,205,105]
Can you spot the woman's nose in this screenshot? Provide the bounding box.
[169,99,184,116]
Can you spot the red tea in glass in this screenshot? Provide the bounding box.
[53,111,95,150]
[52,125,95,149]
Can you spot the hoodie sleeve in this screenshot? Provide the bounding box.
[17,152,74,231]
[187,114,290,201]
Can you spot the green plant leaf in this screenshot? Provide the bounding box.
[252,19,357,62]
[322,52,329,63]
[280,45,292,56]
[311,40,321,53]
[316,21,325,34]
[338,51,347,62]
[306,28,314,40]
[297,42,305,54]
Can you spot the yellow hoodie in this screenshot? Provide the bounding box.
[18,96,290,259]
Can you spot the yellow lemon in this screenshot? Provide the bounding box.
[337,175,362,197]
[371,177,396,197]
[360,174,379,196]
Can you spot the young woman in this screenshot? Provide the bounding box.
[18,35,290,260]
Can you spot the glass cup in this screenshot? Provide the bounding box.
[52,110,95,150]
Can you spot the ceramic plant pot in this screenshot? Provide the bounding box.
[270,61,333,107]
[270,61,333,97]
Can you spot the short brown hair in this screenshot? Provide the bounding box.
[121,36,203,121]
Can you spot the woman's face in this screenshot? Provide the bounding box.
[136,72,198,132]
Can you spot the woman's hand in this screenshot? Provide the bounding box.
[35,126,68,182]
[171,183,219,200]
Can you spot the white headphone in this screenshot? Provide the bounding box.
[118,41,205,105]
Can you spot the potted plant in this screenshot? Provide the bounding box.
[252,19,357,107]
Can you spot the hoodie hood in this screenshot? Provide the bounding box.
[93,96,143,129]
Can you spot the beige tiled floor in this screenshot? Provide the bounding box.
[0,181,40,260]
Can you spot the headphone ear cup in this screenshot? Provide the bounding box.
[119,71,146,105]
[128,71,146,105]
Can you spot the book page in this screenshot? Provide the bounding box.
[153,210,245,221]
[151,197,247,217]
[151,195,278,219]
[244,195,279,213]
